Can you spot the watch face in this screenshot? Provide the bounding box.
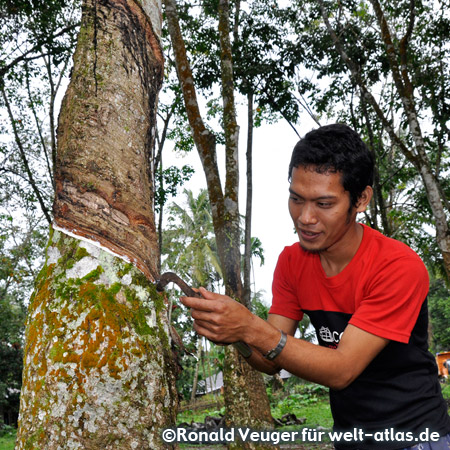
[264,331,287,360]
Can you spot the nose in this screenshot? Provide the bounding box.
[297,203,318,226]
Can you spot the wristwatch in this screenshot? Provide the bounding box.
[263,330,287,361]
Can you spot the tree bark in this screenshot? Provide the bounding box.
[16,0,178,448]
[243,91,254,308]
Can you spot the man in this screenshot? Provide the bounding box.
[181,124,450,449]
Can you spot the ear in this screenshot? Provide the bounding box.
[355,186,373,213]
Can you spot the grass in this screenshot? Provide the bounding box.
[178,394,225,424]
[0,428,16,450]
[177,384,333,429]
[177,384,334,448]
[177,383,334,425]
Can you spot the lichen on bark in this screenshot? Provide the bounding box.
[16,228,178,449]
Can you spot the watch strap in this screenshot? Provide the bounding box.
[233,341,253,358]
[263,330,287,361]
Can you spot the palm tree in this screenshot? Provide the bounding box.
[162,188,222,290]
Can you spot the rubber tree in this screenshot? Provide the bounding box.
[16,0,178,448]
[163,0,273,447]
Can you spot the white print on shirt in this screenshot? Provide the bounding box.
[319,326,343,344]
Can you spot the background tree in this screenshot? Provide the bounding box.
[161,189,267,403]
[170,0,306,306]
[15,0,178,448]
[163,188,223,288]
[164,0,274,443]
[279,0,450,279]
[162,188,222,403]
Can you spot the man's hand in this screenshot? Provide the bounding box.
[180,287,255,344]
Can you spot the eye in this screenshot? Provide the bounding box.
[318,202,332,208]
[289,196,302,204]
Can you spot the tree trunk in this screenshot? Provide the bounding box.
[16,1,178,448]
[190,342,202,403]
[163,0,273,445]
[218,4,273,446]
[243,91,254,308]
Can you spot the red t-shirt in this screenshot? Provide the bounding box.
[269,224,429,344]
[269,225,450,449]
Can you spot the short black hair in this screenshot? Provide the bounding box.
[289,124,374,207]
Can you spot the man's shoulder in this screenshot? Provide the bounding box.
[361,224,427,271]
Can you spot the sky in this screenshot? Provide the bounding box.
[164,109,319,306]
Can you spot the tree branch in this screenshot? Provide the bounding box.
[24,60,54,190]
[1,86,52,224]
[0,24,79,82]
[317,0,419,167]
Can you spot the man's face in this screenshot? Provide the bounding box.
[288,166,358,255]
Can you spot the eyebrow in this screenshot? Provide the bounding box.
[288,188,337,201]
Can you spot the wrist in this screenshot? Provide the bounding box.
[263,330,287,361]
[244,315,282,353]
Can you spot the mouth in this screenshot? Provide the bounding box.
[299,229,322,242]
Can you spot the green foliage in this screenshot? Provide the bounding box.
[0,425,16,450]
[154,165,195,213]
[0,214,46,426]
[162,188,222,289]
[177,393,225,424]
[0,0,79,238]
[276,0,450,277]
[269,382,332,427]
[441,381,450,401]
[251,295,269,320]
[0,294,26,427]
[167,0,302,130]
[175,352,201,400]
[428,279,450,353]
[249,237,265,266]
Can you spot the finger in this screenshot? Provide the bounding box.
[198,287,220,300]
[180,296,216,311]
[193,320,232,344]
[192,320,214,338]
[191,309,221,325]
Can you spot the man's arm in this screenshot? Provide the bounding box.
[241,314,299,375]
[181,287,389,390]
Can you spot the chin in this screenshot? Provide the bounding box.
[299,242,328,254]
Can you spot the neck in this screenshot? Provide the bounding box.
[319,223,363,277]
